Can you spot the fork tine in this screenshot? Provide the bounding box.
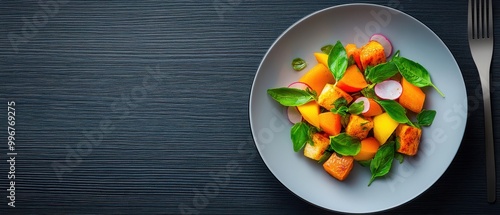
[468,0,473,39]
[488,0,493,38]
[479,0,483,38]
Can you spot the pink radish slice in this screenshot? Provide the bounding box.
[353,97,370,114]
[287,81,311,90]
[370,34,393,57]
[287,106,303,124]
[375,80,403,100]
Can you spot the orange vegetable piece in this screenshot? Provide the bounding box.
[362,98,383,117]
[336,65,368,93]
[359,41,386,70]
[299,63,335,95]
[353,137,380,161]
[396,124,422,156]
[345,43,362,70]
[313,52,328,68]
[317,83,353,110]
[319,112,342,136]
[323,153,354,181]
[297,101,320,128]
[398,77,426,113]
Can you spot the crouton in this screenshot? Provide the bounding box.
[304,133,330,161]
[346,115,374,139]
[323,152,354,181]
[396,124,422,156]
[317,83,353,110]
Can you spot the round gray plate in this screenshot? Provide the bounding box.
[249,3,467,213]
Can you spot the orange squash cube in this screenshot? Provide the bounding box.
[323,153,354,181]
[396,124,422,156]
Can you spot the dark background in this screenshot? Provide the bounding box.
[0,0,499,214]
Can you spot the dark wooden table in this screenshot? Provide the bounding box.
[0,0,499,214]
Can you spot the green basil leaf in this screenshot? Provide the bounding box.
[368,141,395,186]
[321,44,333,54]
[317,151,332,164]
[358,159,372,167]
[291,122,310,152]
[361,84,376,99]
[417,109,437,127]
[394,152,404,164]
[365,62,399,84]
[348,101,364,115]
[328,41,348,82]
[292,58,307,71]
[333,97,348,108]
[393,57,445,97]
[267,88,314,106]
[391,50,400,60]
[329,133,361,156]
[376,100,413,125]
[341,113,350,128]
[331,106,348,116]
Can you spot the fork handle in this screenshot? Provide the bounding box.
[481,81,496,203]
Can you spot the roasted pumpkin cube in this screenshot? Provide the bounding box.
[346,115,374,139]
[317,83,353,110]
[396,124,422,156]
[359,40,387,70]
[304,133,330,161]
[323,152,354,181]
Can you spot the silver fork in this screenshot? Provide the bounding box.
[468,0,495,203]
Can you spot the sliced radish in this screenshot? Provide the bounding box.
[287,106,303,124]
[287,81,311,90]
[370,34,392,57]
[374,80,403,100]
[353,97,370,114]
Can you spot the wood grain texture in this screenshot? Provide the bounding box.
[0,0,499,214]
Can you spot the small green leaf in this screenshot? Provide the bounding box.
[394,152,404,164]
[330,97,349,116]
[417,109,437,127]
[348,101,364,115]
[321,44,333,54]
[333,97,348,108]
[329,133,361,156]
[292,58,307,71]
[328,41,348,82]
[331,106,349,116]
[365,62,399,84]
[393,57,445,97]
[291,122,310,152]
[376,100,413,125]
[317,151,332,164]
[267,88,314,106]
[358,159,372,167]
[368,141,395,186]
[391,50,400,60]
[361,84,376,99]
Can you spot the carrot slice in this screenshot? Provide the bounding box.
[362,98,383,117]
[398,77,426,113]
